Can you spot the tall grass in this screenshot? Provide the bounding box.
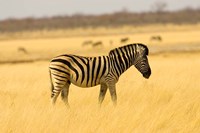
[0,53,200,133]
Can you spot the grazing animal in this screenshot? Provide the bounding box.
[92,41,103,47]
[120,37,129,43]
[82,40,93,47]
[49,43,151,107]
[150,36,162,41]
[18,47,28,54]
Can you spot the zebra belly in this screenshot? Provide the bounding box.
[69,75,101,88]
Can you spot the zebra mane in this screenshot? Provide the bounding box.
[109,43,149,56]
[109,44,133,56]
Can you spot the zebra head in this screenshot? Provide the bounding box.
[134,44,151,79]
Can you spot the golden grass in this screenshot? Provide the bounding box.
[1,24,200,132]
[0,53,200,133]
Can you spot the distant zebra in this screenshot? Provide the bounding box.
[82,40,93,47]
[18,47,28,54]
[92,41,103,47]
[49,43,151,107]
[150,36,162,41]
[121,37,129,43]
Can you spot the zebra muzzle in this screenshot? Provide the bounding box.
[143,69,151,79]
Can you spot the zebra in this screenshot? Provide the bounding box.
[92,41,103,47]
[49,43,151,107]
[82,40,93,47]
[150,35,162,42]
[18,47,28,54]
[120,37,129,43]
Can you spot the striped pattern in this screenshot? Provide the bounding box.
[50,55,109,87]
[49,43,151,107]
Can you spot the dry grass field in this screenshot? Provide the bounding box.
[0,24,200,133]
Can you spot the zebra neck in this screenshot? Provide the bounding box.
[110,53,133,77]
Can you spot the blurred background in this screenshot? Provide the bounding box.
[1,1,200,133]
[0,0,200,62]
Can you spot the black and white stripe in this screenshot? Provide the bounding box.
[49,43,151,107]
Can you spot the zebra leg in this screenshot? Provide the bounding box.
[108,83,117,106]
[99,83,108,106]
[51,77,68,105]
[61,81,71,107]
[51,86,62,105]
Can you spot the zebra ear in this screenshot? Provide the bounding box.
[142,44,149,56]
[136,44,149,55]
[145,46,149,56]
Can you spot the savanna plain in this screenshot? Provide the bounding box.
[0,24,200,133]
